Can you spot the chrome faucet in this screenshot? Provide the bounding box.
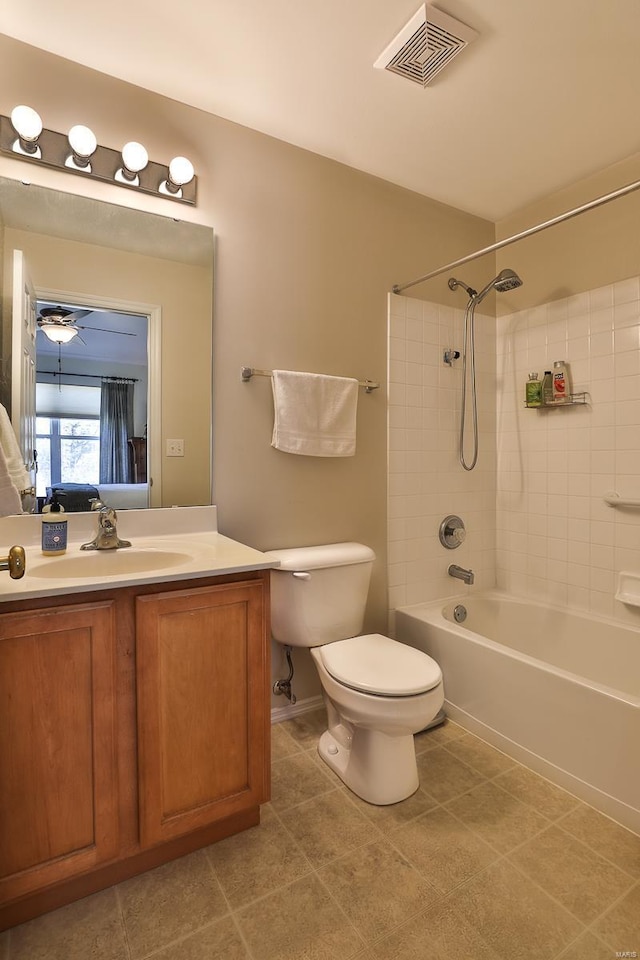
[448,563,474,585]
[81,499,132,551]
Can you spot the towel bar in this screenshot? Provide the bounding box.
[241,367,379,392]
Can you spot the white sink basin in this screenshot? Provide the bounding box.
[30,549,193,579]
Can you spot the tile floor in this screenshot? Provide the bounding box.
[2,711,639,960]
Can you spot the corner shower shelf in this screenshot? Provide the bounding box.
[524,392,589,409]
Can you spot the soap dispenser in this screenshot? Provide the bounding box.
[41,492,68,556]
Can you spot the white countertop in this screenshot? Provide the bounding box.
[0,506,278,602]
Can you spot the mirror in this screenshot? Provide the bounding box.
[0,176,214,512]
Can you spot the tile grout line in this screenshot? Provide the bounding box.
[576,876,640,952]
[440,789,628,923]
[387,745,639,946]
[137,916,238,960]
[552,808,640,877]
[113,885,134,960]
[228,865,367,960]
[201,848,261,960]
[269,791,445,957]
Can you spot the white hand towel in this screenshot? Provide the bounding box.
[271,370,359,457]
[0,403,29,491]
[0,443,23,516]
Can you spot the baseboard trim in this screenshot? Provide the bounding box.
[270,695,324,724]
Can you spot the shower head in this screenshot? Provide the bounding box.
[448,277,477,298]
[493,268,523,292]
[475,268,523,304]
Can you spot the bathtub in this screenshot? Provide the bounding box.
[396,592,640,835]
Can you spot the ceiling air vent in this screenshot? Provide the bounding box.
[374,4,478,87]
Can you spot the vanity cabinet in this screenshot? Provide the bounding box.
[0,602,119,903]
[0,570,271,931]
[136,580,268,847]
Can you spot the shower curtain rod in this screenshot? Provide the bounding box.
[392,175,640,295]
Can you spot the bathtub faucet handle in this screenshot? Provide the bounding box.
[440,515,466,549]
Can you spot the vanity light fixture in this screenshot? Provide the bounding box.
[66,124,98,171]
[115,141,149,185]
[0,105,197,205]
[10,105,43,157]
[40,322,79,344]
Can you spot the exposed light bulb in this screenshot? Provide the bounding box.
[41,323,79,344]
[168,156,194,186]
[115,141,149,184]
[66,124,97,170]
[122,141,148,173]
[10,105,43,157]
[159,156,195,197]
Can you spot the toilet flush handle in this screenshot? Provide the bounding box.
[292,571,311,580]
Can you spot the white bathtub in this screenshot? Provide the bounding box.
[396,592,640,835]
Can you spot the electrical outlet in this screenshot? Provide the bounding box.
[166,439,184,457]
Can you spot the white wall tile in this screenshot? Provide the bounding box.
[494,279,640,625]
[387,294,496,618]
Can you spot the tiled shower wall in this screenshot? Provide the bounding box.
[497,276,640,625]
[387,278,640,630]
[387,293,496,631]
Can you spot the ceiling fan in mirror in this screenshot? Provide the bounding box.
[37,305,137,345]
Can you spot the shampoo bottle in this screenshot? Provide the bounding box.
[525,372,542,407]
[542,370,553,405]
[41,493,68,556]
[552,360,571,404]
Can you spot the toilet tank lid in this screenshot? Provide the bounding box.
[267,542,375,571]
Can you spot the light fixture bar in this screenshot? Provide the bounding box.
[0,114,196,205]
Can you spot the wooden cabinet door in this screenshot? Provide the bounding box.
[0,602,119,903]
[136,579,269,847]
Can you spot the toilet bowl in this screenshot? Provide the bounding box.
[268,542,444,805]
[311,635,443,804]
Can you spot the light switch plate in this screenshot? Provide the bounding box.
[166,439,184,457]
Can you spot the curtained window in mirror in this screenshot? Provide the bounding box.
[99,379,134,484]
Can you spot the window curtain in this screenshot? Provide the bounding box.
[99,380,134,484]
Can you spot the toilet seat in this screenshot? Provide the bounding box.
[318,633,441,697]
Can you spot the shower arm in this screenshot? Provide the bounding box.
[392,176,640,295]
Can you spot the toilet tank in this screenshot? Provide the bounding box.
[268,542,375,647]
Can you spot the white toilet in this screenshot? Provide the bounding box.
[269,542,444,805]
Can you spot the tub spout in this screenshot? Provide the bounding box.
[448,563,474,585]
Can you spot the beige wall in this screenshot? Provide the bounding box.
[2,227,212,507]
[0,35,493,703]
[495,153,640,309]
